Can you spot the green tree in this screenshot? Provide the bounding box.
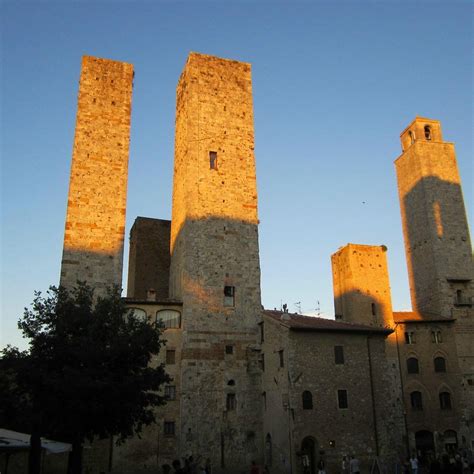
[0,283,170,474]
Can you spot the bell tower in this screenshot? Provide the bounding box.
[395,117,473,318]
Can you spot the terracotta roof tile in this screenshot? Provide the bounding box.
[263,310,392,334]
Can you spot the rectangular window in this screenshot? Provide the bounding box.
[164,385,176,400]
[209,151,217,170]
[166,349,176,365]
[337,389,348,409]
[259,322,264,343]
[334,346,344,364]
[404,332,415,344]
[431,330,442,343]
[226,393,236,411]
[225,345,234,355]
[279,350,284,368]
[164,421,175,436]
[224,286,235,307]
[260,353,265,372]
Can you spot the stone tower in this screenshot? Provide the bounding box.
[60,56,134,292]
[169,53,262,471]
[127,217,171,300]
[331,243,394,327]
[395,117,474,445]
[395,117,473,317]
[331,244,405,457]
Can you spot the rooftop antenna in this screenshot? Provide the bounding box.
[295,302,301,314]
[316,300,320,316]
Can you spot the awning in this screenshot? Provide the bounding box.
[0,429,72,454]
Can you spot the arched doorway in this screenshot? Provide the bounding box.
[301,437,317,474]
[415,430,434,457]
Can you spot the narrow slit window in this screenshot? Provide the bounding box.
[334,346,344,365]
[224,286,235,307]
[337,389,348,409]
[226,393,236,411]
[278,350,284,368]
[371,303,377,316]
[210,151,217,170]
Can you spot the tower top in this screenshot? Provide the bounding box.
[400,117,443,152]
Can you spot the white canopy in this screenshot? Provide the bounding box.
[0,429,72,454]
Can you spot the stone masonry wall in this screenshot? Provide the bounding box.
[332,243,394,327]
[168,53,263,473]
[60,56,133,293]
[127,217,171,300]
[395,117,474,449]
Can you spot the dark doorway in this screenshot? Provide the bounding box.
[301,437,317,474]
[415,430,435,456]
[444,430,458,452]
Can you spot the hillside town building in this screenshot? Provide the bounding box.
[57,54,473,474]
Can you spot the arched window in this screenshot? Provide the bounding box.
[409,130,415,144]
[410,391,423,410]
[125,307,148,322]
[424,125,432,140]
[302,390,313,410]
[439,392,452,410]
[156,310,181,329]
[407,357,419,374]
[265,433,272,466]
[434,357,446,373]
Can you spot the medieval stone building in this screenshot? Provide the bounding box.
[59,54,473,474]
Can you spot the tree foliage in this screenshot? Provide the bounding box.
[0,283,170,472]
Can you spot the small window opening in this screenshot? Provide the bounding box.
[260,353,265,372]
[226,393,236,411]
[259,322,264,343]
[424,125,432,140]
[405,332,415,344]
[262,391,267,410]
[407,357,419,374]
[434,356,446,373]
[164,385,176,400]
[337,389,348,409]
[371,303,377,316]
[278,350,284,368]
[409,130,415,144]
[224,286,235,307]
[410,391,423,410]
[227,379,235,386]
[439,392,452,410]
[431,330,442,343]
[164,421,175,436]
[210,151,217,170]
[302,390,313,410]
[166,349,176,365]
[334,346,344,365]
[225,345,234,355]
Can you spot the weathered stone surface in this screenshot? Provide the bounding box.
[127,217,171,300]
[60,56,133,293]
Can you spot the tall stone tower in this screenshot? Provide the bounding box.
[169,53,262,471]
[331,243,394,327]
[60,56,134,292]
[395,117,474,444]
[395,117,473,317]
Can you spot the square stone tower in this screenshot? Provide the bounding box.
[395,117,473,317]
[60,56,134,292]
[331,243,394,328]
[395,117,474,445]
[169,53,262,471]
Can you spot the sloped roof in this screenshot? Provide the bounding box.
[263,310,392,334]
[393,311,455,324]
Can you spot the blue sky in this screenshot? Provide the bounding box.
[1,1,472,350]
